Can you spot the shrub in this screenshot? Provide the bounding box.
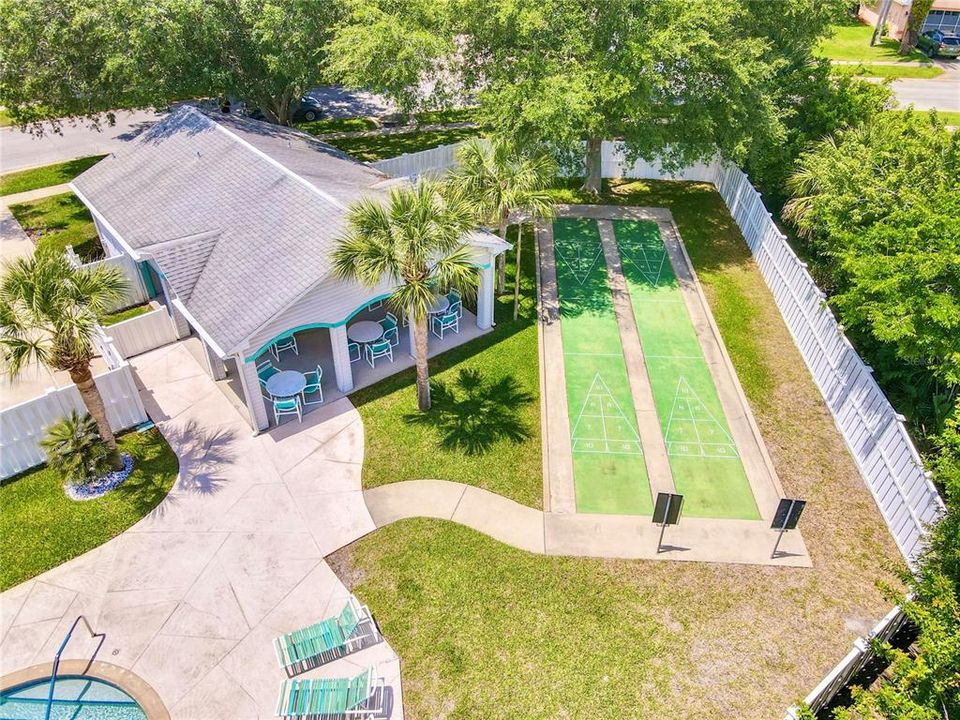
[40,411,114,486]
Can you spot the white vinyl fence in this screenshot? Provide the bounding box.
[104,306,179,359]
[0,332,148,479]
[784,603,910,719]
[66,246,148,312]
[376,139,945,568]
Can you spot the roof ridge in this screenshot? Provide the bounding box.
[182,105,348,212]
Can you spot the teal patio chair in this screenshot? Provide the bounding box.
[302,366,323,406]
[275,667,384,719]
[431,311,459,339]
[364,340,393,368]
[273,396,302,425]
[382,326,399,347]
[348,341,362,363]
[273,595,378,676]
[271,334,299,360]
[448,299,462,319]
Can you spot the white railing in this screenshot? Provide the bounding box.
[784,603,910,718]
[0,356,148,479]
[65,246,147,312]
[101,306,178,359]
[375,139,945,568]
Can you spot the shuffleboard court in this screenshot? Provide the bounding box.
[612,219,760,519]
[553,218,653,514]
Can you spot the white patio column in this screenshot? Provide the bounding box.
[330,325,354,393]
[235,355,269,432]
[477,262,495,330]
[203,340,226,381]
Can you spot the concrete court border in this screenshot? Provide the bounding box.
[550,205,785,522]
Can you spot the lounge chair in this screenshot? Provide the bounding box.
[276,667,384,719]
[273,595,377,675]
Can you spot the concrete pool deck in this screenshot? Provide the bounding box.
[0,342,403,719]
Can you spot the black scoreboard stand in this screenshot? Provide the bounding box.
[652,492,684,554]
[771,498,806,559]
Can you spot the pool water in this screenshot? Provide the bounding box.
[0,676,146,720]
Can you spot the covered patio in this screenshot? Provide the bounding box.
[227,303,492,429]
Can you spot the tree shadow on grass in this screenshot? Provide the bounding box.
[404,368,533,455]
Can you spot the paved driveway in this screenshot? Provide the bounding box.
[0,342,402,719]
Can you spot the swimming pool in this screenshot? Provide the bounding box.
[0,675,146,720]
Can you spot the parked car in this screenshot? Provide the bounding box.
[916,30,960,58]
[243,96,325,123]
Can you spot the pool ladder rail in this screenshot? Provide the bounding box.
[44,615,106,720]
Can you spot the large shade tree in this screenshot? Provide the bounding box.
[328,0,845,191]
[0,0,344,130]
[451,138,555,302]
[332,181,478,411]
[0,252,128,465]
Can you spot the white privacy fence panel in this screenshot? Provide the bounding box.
[104,306,178,359]
[702,160,945,566]
[66,247,147,312]
[784,603,909,719]
[370,140,470,179]
[373,139,944,565]
[0,361,148,479]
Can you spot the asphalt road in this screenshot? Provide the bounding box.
[890,75,960,112]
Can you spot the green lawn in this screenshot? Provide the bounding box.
[9,192,103,262]
[351,225,542,508]
[297,116,379,135]
[833,63,944,79]
[0,155,106,197]
[0,108,12,128]
[336,178,902,719]
[817,22,930,63]
[0,429,178,591]
[326,127,478,162]
[102,302,152,325]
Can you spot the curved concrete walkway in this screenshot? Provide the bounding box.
[364,480,811,567]
[0,342,403,719]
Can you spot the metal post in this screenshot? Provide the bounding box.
[771,499,794,559]
[872,0,894,45]
[657,494,672,554]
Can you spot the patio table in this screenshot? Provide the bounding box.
[428,295,451,315]
[265,370,307,398]
[347,320,384,344]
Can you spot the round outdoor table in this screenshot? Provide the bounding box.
[265,370,307,398]
[428,295,451,315]
[347,320,384,344]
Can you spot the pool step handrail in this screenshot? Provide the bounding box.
[44,615,106,720]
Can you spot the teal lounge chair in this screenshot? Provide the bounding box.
[276,667,384,719]
[274,596,378,675]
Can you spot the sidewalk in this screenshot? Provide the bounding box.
[1,183,71,207]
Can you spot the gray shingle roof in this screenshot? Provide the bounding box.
[72,105,393,355]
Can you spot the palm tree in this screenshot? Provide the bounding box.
[0,251,128,465]
[332,181,479,411]
[452,138,555,316]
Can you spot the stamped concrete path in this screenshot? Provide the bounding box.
[364,480,810,566]
[0,342,402,719]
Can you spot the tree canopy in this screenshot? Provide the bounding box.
[328,0,847,190]
[784,111,960,386]
[0,0,344,129]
